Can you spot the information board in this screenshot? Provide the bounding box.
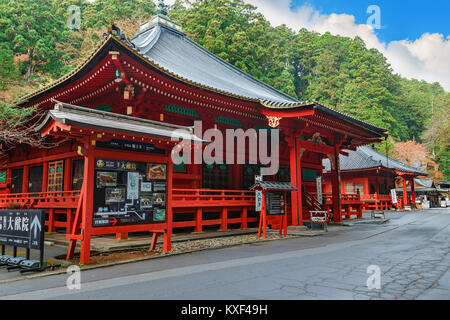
[265,192,286,216]
[390,189,398,204]
[93,158,167,227]
[0,210,45,250]
[96,139,165,155]
[255,190,263,212]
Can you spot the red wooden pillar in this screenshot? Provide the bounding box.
[66,208,72,234]
[289,139,299,226]
[402,177,408,207]
[64,158,72,192]
[364,177,369,196]
[6,168,12,193]
[295,140,303,226]
[410,177,416,208]
[48,209,55,232]
[80,145,95,265]
[42,162,48,192]
[164,159,173,252]
[194,208,203,233]
[241,207,248,229]
[331,148,342,222]
[22,165,29,193]
[220,207,228,230]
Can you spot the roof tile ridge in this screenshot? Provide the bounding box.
[169,29,299,103]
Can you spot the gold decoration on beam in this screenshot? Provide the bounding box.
[266,116,282,128]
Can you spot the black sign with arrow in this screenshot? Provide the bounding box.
[0,210,45,250]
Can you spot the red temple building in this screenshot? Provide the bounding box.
[0,11,389,264]
[322,146,427,210]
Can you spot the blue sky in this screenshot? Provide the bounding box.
[243,0,450,90]
[290,0,449,43]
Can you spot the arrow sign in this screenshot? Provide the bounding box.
[31,214,42,239]
[110,217,118,226]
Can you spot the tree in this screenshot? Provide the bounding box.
[0,43,18,90]
[0,102,60,162]
[392,140,443,181]
[0,0,71,80]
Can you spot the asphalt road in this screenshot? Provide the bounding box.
[0,208,449,300]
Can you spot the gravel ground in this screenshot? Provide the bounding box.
[65,233,297,266]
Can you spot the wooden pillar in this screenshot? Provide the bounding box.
[330,148,342,222]
[164,159,173,252]
[22,165,29,193]
[241,207,248,229]
[48,208,55,232]
[80,145,95,265]
[42,162,48,193]
[6,168,12,193]
[289,139,299,226]
[296,140,303,226]
[410,177,416,208]
[258,191,267,238]
[220,207,228,230]
[64,158,72,192]
[66,208,72,234]
[364,177,369,196]
[402,177,408,207]
[194,208,203,233]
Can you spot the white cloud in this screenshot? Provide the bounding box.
[245,0,450,91]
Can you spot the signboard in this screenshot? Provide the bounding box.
[316,176,323,204]
[96,139,165,155]
[93,158,167,227]
[0,210,45,250]
[255,190,263,212]
[390,189,398,204]
[266,192,285,216]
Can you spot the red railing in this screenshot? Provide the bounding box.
[172,189,257,232]
[0,190,81,233]
[360,194,393,210]
[323,193,363,220]
[0,189,258,234]
[172,189,256,207]
[325,193,361,203]
[0,190,81,209]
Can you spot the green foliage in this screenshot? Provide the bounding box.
[81,0,155,30]
[0,100,35,126]
[0,43,18,89]
[0,0,70,79]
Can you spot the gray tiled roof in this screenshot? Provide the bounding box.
[131,24,299,105]
[249,181,297,191]
[36,100,205,143]
[323,146,427,176]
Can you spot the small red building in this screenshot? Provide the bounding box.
[0,12,388,263]
[323,146,427,210]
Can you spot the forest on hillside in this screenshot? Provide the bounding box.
[0,0,448,180]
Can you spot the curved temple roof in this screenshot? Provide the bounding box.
[15,15,387,139]
[131,22,299,105]
[323,146,428,176]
